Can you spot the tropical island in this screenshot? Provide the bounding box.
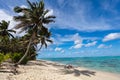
[0,0,120,80]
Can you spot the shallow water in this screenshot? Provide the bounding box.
[39,56,120,74]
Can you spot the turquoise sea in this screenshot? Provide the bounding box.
[39,56,120,74]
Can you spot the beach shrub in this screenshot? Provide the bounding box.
[0,53,10,66]
[0,53,4,65]
[4,53,11,60]
[10,53,29,64]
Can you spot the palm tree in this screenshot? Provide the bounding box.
[0,20,16,42]
[14,0,55,64]
[0,20,16,54]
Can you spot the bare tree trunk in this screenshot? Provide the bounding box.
[17,38,32,64]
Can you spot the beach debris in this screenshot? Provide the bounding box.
[64,64,74,69]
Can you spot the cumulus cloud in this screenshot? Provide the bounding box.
[55,47,62,51]
[69,33,83,49]
[103,33,120,42]
[73,44,83,49]
[53,33,99,49]
[74,40,82,44]
[72,39,83,49]
[54,47,65,53]
[52,33,83,46]
[97,44,112,49]
[69,33,98,49]
[85,41,97,47]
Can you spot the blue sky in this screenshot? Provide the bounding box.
[0,0,120,58]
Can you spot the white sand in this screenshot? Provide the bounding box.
[0,60,120,80]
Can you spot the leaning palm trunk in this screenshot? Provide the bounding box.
[17,38,32,64]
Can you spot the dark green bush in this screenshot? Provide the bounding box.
[10,53,28,64]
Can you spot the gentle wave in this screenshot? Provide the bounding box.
[39,56,120,74]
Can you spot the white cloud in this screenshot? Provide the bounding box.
[69,33,83,49]
[55,47,62,51]
[0,10,12,22]
[69,33,98,49]
[54,47,65,53]
[72,33,82,41]
[85,41,97,47]
[103,33,120,42]
[53,33,99,46]
[51,37,63,45]
[53,33,99,49]
[0,10,17,29]
[73,44,83,49]
[0,9,27,37]
[97,44,112,49]
[0,9,19,37]
[20,5,27,8]
[56,33,82,42]
[72,33,83,48]
[52,33,83,46]
[74,39,82,44]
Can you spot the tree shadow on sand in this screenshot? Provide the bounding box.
[0,70,12,73]
[0,62,19,75]
[44,61,96,77]
[26,61,47,67]
[0,67,18,75]
[61,68,96,77]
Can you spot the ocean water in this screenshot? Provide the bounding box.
[39,56,120,74]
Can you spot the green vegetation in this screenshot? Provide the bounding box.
[10,53,28,64]
[0,53,10,66]
[0,53,4,65]
[0,0,55,65]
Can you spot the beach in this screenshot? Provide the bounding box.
[0,60,120,80]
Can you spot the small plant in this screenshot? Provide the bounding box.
[0,53,10,66]
[0,53,4,65]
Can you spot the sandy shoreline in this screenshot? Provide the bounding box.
[0,60,120,80]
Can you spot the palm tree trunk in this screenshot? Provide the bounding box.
[17,38,32,64]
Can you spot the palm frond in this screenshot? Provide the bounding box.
[46,39,53,43]
[14,6,23,13]
[45,15,56,19]
[43,19,55,24]
[0,20,9,29]
[40,0,44,11]
[14,16,26,21]
[43,9,49,16]
[27,0,34,10]
[7,30,16,33]
[15,21,31,29]
[8,33,15,38]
